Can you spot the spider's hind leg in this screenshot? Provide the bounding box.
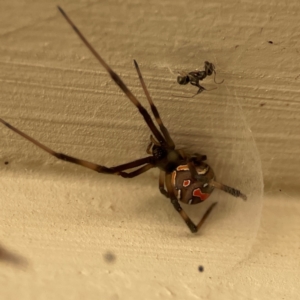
[210,180,247,201]
[165,172,217,233]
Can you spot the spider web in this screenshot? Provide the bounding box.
[157,51,264,277]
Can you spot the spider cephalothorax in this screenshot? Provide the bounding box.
[0,6,246,233]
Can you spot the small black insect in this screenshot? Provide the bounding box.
[198,265,204,272]
[177,61,224,98]
[0,6,246,233]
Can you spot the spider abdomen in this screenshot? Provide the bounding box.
[171,163,215,205]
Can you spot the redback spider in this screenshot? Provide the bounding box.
[0,6,247,233]
[177,61,224,98]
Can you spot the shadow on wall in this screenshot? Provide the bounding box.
[0,243,28,268]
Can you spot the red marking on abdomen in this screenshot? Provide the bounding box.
[183,180,191,187]
[193,188,210,201]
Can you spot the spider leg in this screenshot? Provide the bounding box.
[0,118,154,177]
[195,202,218,230]
[159,170,169,198]
[165,173,216,233]
[108,158,154,174]
[179,151,205,179]
[190,153,207,161]
[187,160,200,180]
[210,180,247,201]
[57,6,169,149]
[118,163,154,178]
[146,140,153,155]
[146,135,161,155]
[184,154,247,201]
[133,60,175,149]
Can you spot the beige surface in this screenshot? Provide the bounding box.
[0,1,300,299]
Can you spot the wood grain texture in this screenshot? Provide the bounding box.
[0,1,299,299]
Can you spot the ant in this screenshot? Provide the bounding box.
[0,6,246,233]
[177,61,224,98]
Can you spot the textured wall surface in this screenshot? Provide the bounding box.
[0,1,299,299]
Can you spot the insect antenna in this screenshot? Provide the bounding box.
[209,57,224,85]
[213,70,224,85]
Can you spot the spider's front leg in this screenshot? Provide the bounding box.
[0,118,155,178]
[178,151,207,178]
[191,153,207,161]
[164,173,217,233]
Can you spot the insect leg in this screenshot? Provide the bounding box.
[178,82,205,98]
[57,6,169,149]
[0,118,154,177]
[190,81,206,93]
